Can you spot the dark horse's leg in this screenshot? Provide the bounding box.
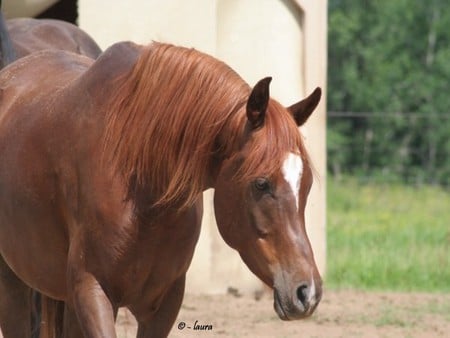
[134,275,186,338]
[36,293,66,338]
[61,304,87,338]
[0,254,32,338]
[31,291,42,338]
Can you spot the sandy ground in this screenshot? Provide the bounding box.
[115,289,450,338]
[1,289,448,337]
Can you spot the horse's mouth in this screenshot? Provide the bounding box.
[273,288,318,320]
[273,289,290,320]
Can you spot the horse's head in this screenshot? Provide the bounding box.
[213,77,322,320]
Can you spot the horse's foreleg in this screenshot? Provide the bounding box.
[67,269,117,338]
[67,243,117,338]
[61,298,119,338]
[134,275,186,338]
[0,255,32,338]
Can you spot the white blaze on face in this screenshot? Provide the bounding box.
[282,153,303,209]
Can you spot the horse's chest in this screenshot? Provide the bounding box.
[109,221,201,306]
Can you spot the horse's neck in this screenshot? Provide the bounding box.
[79,41,142,102]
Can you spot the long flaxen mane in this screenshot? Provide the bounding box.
[103,42,308,210]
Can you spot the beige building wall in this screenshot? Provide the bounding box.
[78,0,217,54]
[78,0,327,294]
[2,0,58,18]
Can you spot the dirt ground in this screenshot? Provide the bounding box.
[0,289,448,337]
[114,289,450,338]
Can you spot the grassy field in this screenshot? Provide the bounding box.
[326,177,450,292]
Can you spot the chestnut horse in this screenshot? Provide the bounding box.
[0,12,102,337]
[0,41,322,337]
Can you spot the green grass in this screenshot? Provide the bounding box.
[326,177,450,292]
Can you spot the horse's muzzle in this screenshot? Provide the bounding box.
[273,279,322,320]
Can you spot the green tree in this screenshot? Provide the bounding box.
[328,0,450,185]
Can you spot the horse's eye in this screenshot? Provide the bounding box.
[254,177,271,192]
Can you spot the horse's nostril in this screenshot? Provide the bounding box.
[296,283,309,306]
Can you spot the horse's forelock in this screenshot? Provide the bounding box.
[233,100,310,183]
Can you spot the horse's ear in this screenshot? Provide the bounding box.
[288,87,322,126]
[246,77,272,129]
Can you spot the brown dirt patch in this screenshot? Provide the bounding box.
[115,290,450,338]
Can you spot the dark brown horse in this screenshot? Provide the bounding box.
[0,13,14,66]
[0,16,101,67]
[0,41,322,337]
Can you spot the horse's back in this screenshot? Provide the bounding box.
[0,41,139,115]
[0,49,92,124]
[0,41,142,187]
[0,47,93,85]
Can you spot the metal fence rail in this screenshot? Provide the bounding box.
[327,111,450,187]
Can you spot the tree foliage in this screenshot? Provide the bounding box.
[328,0,450,185]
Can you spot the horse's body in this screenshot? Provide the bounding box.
[0,13,102,337]
[0,41,322,338]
